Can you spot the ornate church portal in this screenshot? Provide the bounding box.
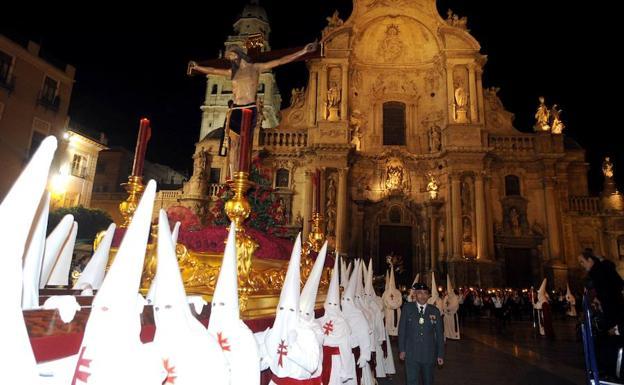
[182,0,624,289]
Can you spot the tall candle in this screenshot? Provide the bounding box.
[131,118,151,177]
[238,108,254,173]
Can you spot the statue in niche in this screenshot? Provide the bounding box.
[426,171,439,200]
[349,109,366,151]
[533,96,551,131]
[378,24,404,63]
[550,104,565,134]
[509,207,521,236]
[290,87,305,109]
[428,124,442,152]
[603,157,615,179]
[454,77,469,123]
[295,211,303,227]
[275,197,286,225]
[326,67,341,121]
[461,179,472,211]
[424,68,439,94]
[462,217,472,242]
[385,165,404,192]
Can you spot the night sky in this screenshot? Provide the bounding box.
[2,1,614,193]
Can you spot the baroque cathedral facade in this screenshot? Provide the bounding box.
[180,0,624,289]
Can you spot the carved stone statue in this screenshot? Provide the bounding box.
[509,207,521,236]
[326,67,342,121]
[350,109,366,151]
[534,96,550,131]
[446,9,468,30]
[603,157,614,179]
[290,87,305,108]
[429,124,442,152]
[426,171,439,200]
[550,104,565,134]
[378,24,404,62]
[385,165,404,191]
[323,10,344,36]
[454,78,469,123]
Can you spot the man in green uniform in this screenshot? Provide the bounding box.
[398,282,444,385]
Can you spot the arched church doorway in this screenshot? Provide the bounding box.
[379,225,412,287]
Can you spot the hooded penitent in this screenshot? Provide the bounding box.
[427,272,444,311]
[443,275,460,340]
[535,278,548,309]
[208,222,260,385]
[73,223,117,294]
[318,254,356,385]
[300,241,328,322]
[47,220,78,286]
[407,273,420,302]
[69,180,165,385]
[0,136,57,384]
[364,259,391,378]
[152,209,228,385]
[261,234,320,383]
[382,265,402,336]
[145,220,180,305]
[38,214,74,289]
[21,193,50,309]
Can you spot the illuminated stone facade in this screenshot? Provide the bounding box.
[184,0,624,288]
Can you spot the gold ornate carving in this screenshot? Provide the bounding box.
[119,176,145,228]
[426,171,439,200]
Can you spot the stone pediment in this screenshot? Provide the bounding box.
[352,15,440,66]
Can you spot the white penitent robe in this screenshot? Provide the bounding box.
[257,324,321,384]
[342,310,372,385]
[383,291,402,336]
[317,313,356,385]
[443,295,460,340]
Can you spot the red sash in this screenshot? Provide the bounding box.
[270,375,322,385]
[321,346,340,385]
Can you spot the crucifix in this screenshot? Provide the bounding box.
[187,38,318,177]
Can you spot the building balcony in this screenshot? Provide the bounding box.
[36,92,61,112]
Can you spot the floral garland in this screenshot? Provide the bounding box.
[211,155,287,236]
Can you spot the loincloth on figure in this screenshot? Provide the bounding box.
[218,102,258,157]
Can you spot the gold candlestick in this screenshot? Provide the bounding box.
[119,175,145,228]
[224,171,259,311]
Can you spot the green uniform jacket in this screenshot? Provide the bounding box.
[398,302,445,364]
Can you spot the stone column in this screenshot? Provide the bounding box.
[318,65,328,122]
[468,65,477,123]
[475,173,489,260]
[476,68,485,124]
[451,174,462,259]
[307,69,318,126]
[336,168,349,253]
[340,64,348,122]
[445,178,453,261]
[425,201,442,271]
[446,65,455,124]
[544,176,562,259]
[303,169,313,238]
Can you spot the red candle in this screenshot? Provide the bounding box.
[238,108,254,173]
[131,118,151,177]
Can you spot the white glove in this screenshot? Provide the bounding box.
[357,355,368,368]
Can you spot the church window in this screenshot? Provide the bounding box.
[209,168,221,184]
[505,175,521,196]
[383,102,406,145]
[211,84,218,94]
